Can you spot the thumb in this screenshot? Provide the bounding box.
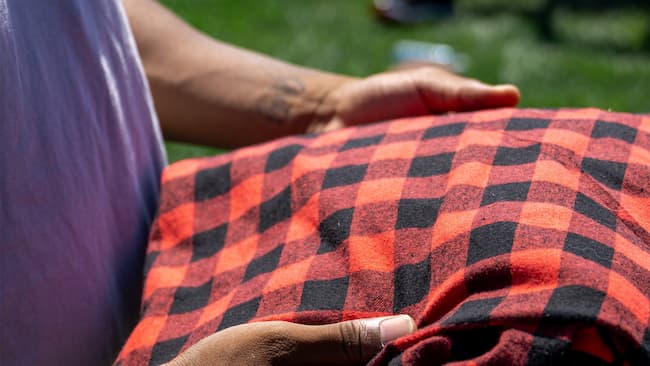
[282,314,417,365]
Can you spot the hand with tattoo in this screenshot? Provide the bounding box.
[308,65,520,133]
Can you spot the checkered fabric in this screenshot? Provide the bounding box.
[115,108,650,366]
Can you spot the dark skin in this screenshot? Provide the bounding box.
[122,0,521,364]
[167,316,416,366]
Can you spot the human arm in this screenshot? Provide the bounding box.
[165,316,415,366]
[122,0,520,148]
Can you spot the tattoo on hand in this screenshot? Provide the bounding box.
[256,76,305,124]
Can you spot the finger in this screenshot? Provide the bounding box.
[279,315,416,365]
[417,70,520,113]
[455,82,520,111]
[458,82,520,110]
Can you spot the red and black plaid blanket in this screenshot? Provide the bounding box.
[116,108,650,365]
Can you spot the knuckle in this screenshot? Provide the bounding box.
[336,320,365,364]
[255,322,300,363]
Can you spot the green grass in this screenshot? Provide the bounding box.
[160,0,650,163]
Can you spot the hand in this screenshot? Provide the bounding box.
[165,315,416,366]
[309,66,520,133]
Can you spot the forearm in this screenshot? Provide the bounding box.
[123,0,352,148]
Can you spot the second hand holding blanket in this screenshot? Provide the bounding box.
[117,108,650,365]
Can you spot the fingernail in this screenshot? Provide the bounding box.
[379,315,416,346]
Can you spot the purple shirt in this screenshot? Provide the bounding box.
[0,0,166,364]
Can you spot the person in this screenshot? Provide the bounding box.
[0,0,519,365]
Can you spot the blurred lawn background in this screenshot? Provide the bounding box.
[160,0,650,163]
